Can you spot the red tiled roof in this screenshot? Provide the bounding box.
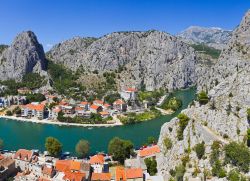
[138,145,160,157]
[63,171,86,181]
[126,88,137,92]
[55,160,81,172]
[113,99,125,105]
[23,103,45,111]
[80,101,89,105]
[75,106,84,111]
[126,168,143,179]
[103,103,111,108]
[91,173,111,181]
[38,177,51,181]
[99,111,109,116]
[52,108,61,113]
[89,154,104,165]
[90,104,100,110]
[14,149,33,161]
[93,100,104,105]
[115,167,126,181]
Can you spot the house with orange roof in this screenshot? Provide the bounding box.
[93,100,104,107]
[102,103,111,110]
[115,167,143,181]
[63,171,86,181]
[138,145,160,158]
[113,99,127,112]
[91,172,111,181]
[90,154,105,173]
[14,149,34,171]
[90,104,103,114]
[21,102,45,119]
[55,160,82,173]
[99,111,110,119]
[120,87,138,101]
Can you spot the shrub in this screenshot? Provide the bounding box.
[247,129,250,147]
[227,169,240,181]
[5,110,13,116]
[175,164,186,181]
[194,142,205,159]
[181,154,189,167]
[163,137,172,150]
[224,142,250,172]
[177,113,190,140]
[147,136,157,145]
[210,141,221,164]
[212,160,226,178]
[197,91,209,105]
[145,157,157,176]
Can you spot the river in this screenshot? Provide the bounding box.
[0,87,196,155]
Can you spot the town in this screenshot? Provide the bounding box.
[0,85,175,126]
[0,137,164,181]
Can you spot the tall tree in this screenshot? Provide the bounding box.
[45,137,62,157]
[108,137,134,164]
[75,139,90,158]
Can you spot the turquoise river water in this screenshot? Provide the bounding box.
[0,87,196,155]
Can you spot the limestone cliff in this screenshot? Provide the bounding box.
[47,30,197,91]
[157,10,250,181]
[0,31,47,81]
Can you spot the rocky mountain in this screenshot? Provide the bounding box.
[177,26,232,50]
[0,31,47,81]
[47,30,197,91]
[157,10,250,180]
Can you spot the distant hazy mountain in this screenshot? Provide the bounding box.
[177,26,233,50]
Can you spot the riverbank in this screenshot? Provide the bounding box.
[0,115,123,127]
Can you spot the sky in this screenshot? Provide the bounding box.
[0,0,249,51]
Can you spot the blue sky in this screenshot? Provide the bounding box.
[0,0,249,51]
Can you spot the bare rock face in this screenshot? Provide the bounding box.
[0,31,46,81]
[157,10,250,180]
[177,26,232,50]
[47,30,197,91]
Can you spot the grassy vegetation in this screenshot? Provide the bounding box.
[191,43,221,59]
[161,97,182,111]
[0,73,46,96]
[47,60,86,99]
[138,89,165,104]
[177,113,190,140]
[118,108,161,124]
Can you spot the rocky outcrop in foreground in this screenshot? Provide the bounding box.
[177,26,232,50]
[47,30,197,91]
[0,31,47,81]
[157,10,250,181]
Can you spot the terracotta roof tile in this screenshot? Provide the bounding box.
[90,154,104,165]
[63,171,86,181]
[138,145,160,157]
[80,101,89,105]
[126,168,143,179]
[14,149,33,161]
[126,88,137,92]
[90,104,100,110]
[113,99,125,105]
[93,100,104,105]
[55,160,81,172]
[91,172,111,181]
